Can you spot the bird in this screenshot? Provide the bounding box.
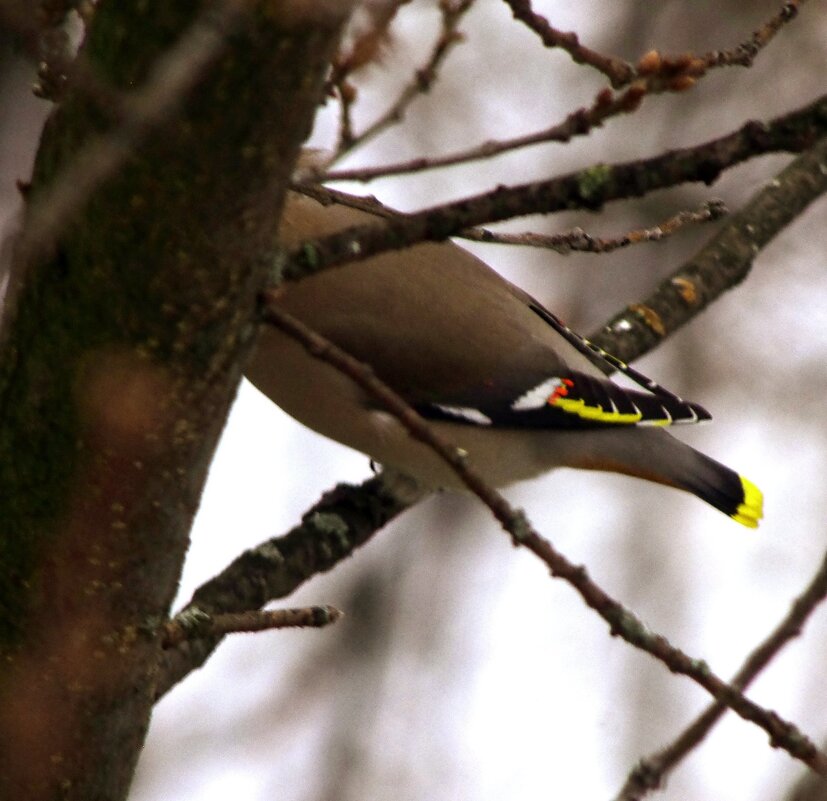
[245,189,763,528]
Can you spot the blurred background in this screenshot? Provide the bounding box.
[2,1,827,799]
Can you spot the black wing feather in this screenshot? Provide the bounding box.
[416,306,711,430]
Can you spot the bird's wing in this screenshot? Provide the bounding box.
[278,192,710,430]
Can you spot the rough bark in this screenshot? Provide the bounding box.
[0,2,353,799]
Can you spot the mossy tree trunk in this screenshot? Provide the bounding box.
[0,2,352,798]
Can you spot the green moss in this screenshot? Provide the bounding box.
[577,163,612,202]
[301,242,319,269]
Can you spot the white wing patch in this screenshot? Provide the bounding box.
[510,378,566,411]
[433,404,493,426]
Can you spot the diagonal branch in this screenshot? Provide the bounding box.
[615,545,827,801]
[701,0,806,69]
[256,302,827,776]
[588,134,827,360]
[155,474,418,697]
[501,0,633,86]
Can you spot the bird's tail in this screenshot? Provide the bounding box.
[674,451,763,528]
[559,427,764,528]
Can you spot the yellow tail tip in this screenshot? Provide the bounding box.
[732,475,763,528]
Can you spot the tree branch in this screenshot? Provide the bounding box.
[461,199,727,253]
[254,302,827,777]
[588,134,827,360]
[317,0,810,184]
[156,474,416,698]
[284,93,827,280]
[501,0,634,86]
[615,544,827,800]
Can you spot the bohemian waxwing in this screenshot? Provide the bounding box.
[246,190,763,527]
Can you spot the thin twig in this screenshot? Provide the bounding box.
[294,182,727,254]
[291,181,392,217]
[700,0,805,69]
[461,200,728,253]
[317,0,809,183]
[615,546,827,801]
[260,297,827,776]
[328,0,475,165]
[501,0,634,86]
[161,605,343,647]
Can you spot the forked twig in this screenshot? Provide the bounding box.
[329,0,475,163]
[615,547,827,800]
[317,0,809,183]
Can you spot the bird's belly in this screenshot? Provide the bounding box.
[245,326,557,490]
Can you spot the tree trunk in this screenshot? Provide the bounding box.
[0,2,352,798]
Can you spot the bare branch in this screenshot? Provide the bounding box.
[329,0,474,163]
[291,180,392,217]
[285,94,827,280]
[294,182,727,254]
[258,300,827,776]
[317,80,651,183]
[504,0,806,87]
[318,0,810,183]
[615,544,827,801]
[156,475,417,697]
[161,606,343,647]
[588,134,827,361]
[461,200,727,254]
[501,0,634,86]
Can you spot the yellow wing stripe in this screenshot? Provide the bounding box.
[551,397,643,424]
[731,476,763,529]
